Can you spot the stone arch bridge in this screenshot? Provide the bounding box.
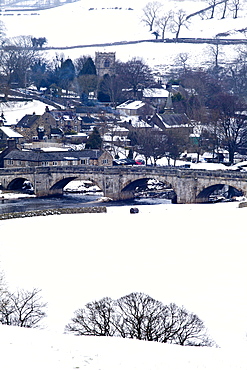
[0,165,247,204]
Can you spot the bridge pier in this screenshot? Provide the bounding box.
[174,175,199,204]
[106,190,135,201]
[35,188,63,197]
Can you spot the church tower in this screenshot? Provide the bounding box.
[95,52,116,77]
[164,92,174,114]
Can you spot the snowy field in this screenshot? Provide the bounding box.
[0,100,55,125]
[0,201,247,369]
[1,0,247,71]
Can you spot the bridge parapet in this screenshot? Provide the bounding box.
[0,165,246,203]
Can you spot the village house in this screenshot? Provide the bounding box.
[15,109,84,143]
[16,112,57,142]
[142,87,169,112]
[149,112,193,136]
[2,147,113,168]
[103,124,130,148]
[0,127,23,149]
[116,100,155,117]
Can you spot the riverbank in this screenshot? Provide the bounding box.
[0,205,106,220]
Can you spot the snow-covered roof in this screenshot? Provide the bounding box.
[0,126,23,138]
[117,100,145,110]
[143,88,169,98]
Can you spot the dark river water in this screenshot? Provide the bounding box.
[0,192,171,214]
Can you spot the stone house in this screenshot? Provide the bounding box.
[149,112,193,135]
[116,100,155,116]
[16,112,56,142]
[48,110,82,134]
[103,124,130,148]
[2,147,113,168]
[16,110,83,142]
[0,127,23,149]
[142,87,169,111]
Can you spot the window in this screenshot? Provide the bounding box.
[42,161,49,167]
[104,59,110,68]
[102,159,108,164]
[80,159,88,165]
[52,161,58,166]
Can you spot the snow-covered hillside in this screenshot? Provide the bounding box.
[0,201,247,370]
[0,324,246,370]
[1,0,247,71]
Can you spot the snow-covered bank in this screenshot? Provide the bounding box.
[0,100,54,126]
[0,201,246,350]
[0,324,246,370]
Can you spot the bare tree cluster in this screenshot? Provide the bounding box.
[0,272,47,328]
[142,2,189,40]
[128,128,189,166]
[0,35,45,97]
[65,292,215,347]
[200,0,246,19]
[142,0,245,41]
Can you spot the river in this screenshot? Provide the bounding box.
[0,192,171,214]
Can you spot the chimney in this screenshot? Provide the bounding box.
[0,139,18,168]
[7,139,17,151]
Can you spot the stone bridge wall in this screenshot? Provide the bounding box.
[0,166,247,204]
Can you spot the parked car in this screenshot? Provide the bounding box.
[113,158,136,166]
[135,159,145,165]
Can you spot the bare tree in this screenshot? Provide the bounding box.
[142,1,163,31]
[155,10,173,40]
[175,53,190,73]
[229,0,241,18]
[207,93,247,163]
[0,270,7,301]
[0,36,41,96]
[208,40,224,71]
[98,73,126,107]
[171,10,189,40]
[115,292,165,340]
[65,297,117,336]
[116,58,155,97]
[128,128,168,165]
[226,47,247,98]
[167,304,211,346]
[204,0,219,18]
[0,288,47,328]
[221,0,229,18]
[165,129,190,166]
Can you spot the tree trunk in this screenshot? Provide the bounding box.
[221,1,227,18]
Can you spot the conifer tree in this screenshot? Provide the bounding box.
[85,127,102,149]
[79,57,96,75]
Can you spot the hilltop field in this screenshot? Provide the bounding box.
[2,0,247,73]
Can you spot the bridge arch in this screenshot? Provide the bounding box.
[7,177,34,193]
[196,183,243,203]
[49,176,104,195]
[120,176,177,202]
[50,176,78,191]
